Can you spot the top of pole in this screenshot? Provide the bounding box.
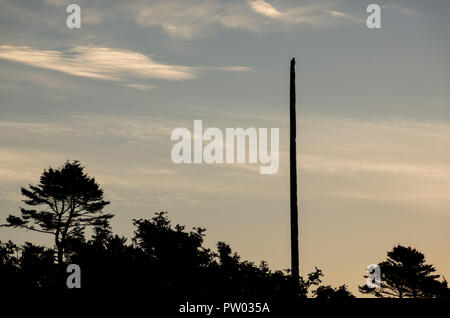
[290,58,296,85]
[290,58,296,106]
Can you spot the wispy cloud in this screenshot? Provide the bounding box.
[249,0,283,19]
[2,113,450,215]
[302,154,450,179]
[0,0,366,40]
[248,0,363,26]
[123,83,156,91]
[0,45,194,82]
[198,66,252,72]
[131,0,259,38]
[382,3,420,17]
[325,10,362,23]
[297,116,450,211]
[0,114,181,144]
[0,45,250,89]
[133,0,363,37]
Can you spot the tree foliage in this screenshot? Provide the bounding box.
[359,245,449,298]
[3,160,112,265]
[313,285,355,300]
[1,211,353,300]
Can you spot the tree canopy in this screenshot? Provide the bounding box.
[359,245,449,298]
[1,211,352,300]
[3,160,112,265]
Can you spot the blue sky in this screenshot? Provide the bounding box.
[1,0,450,294]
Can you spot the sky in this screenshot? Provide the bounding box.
[1,0,450,295]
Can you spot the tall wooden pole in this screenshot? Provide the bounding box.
[290,58,299,284]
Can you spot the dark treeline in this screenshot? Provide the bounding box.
[1,210,351,300]
[1,161,449,305]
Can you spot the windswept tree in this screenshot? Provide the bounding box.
[359,245,449,298]
[3,160,112,267]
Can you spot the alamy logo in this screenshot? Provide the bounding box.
[366,264,381,289]
[366,4,381,29]
[66,4,81,29]
[66,264,81,288]
[171,120,279,174]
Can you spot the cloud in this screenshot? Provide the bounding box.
[249,0,283,19]
[0,149,57,182]
[141,169,176,176]
[291,116,450,214]
[0,45,194,81]
[0,68,78,90]
[248,0,363,26]
[124,83,156,91]
[302,154,450,179]
[198,66,252,72]
[0,120,77,138]
[0,45,249,89]
[0,114,181,146]
[1,0,364,40]
[133,0,362,37]
[325,10,362,23]
[131,0,259,38]
[2,113,450,214]
[43,0,67,5]
[382,4,420,17]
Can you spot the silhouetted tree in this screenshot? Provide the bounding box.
[359,245,449,298]
[64,224,135,291]
[314,284,355,299]
[0,240,57,291]
[132,211,214,298]
[0,240,20,290]
[2,160,112,267]
[19,242,56,290]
